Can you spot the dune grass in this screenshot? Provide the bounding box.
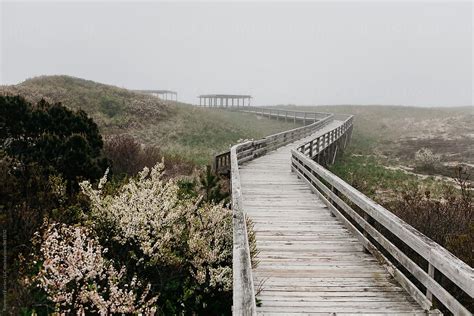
[276,104,473,157]
[130,104,299,165]
[277,104,473,199]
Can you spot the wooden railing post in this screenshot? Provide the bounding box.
[426,263,435,302]
[316,137,320,158]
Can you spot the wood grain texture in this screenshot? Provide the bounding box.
[239,123,427,315]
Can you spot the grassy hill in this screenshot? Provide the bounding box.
[0,75,171,129]
[0,76,298,164]
[278,105,473,162]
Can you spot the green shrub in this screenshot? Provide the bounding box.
[0,95,109,193]
[100,96,123,117]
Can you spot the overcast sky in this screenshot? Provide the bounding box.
[1,1,472,106]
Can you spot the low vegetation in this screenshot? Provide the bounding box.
[281,104,473,173]
[0,95,251,314]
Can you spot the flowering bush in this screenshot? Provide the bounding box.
[33,223,157,315]
[80,162,233,314]
[414,147,441,172]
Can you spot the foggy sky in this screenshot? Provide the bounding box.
[1,1,473,107]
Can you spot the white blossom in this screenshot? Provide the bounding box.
[34,223,157,315]
[80,162,233,291]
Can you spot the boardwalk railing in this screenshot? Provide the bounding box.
[215,110,333,173]
[291,125,474,315]
[297,114,353,165]
[230,106,332,125]
[230,143,256,315]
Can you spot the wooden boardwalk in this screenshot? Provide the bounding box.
[239,121,425,315]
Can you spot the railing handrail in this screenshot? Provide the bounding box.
[233,105,334,118]
[230,143,257,315]
[291,131,473,315]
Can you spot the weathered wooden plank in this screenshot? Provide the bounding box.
[257,313,431,316]
[255,304,423,311]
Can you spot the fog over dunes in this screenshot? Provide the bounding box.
[1,1,472,107]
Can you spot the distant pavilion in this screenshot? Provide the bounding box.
[136,90,178,101]
[198,94,252,107]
